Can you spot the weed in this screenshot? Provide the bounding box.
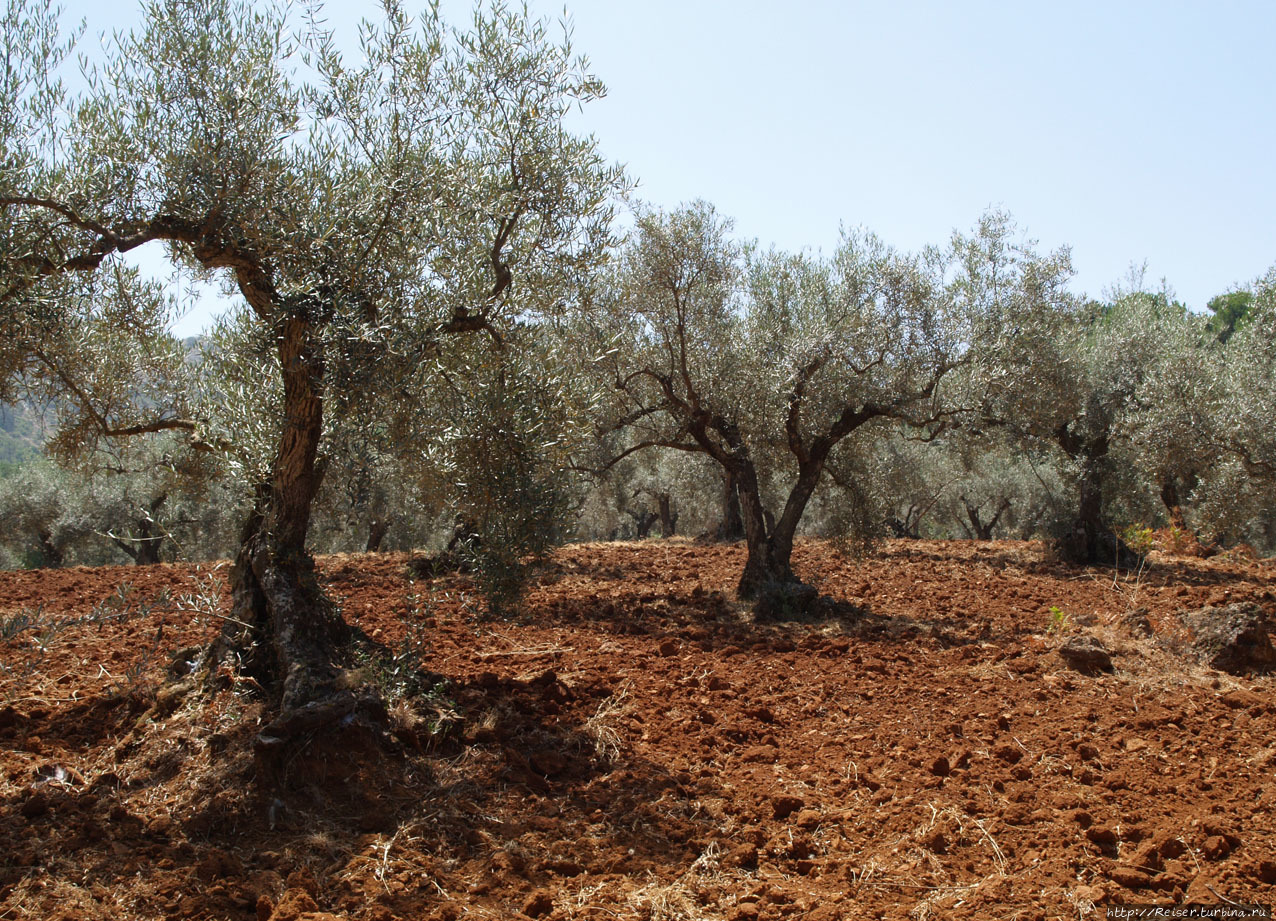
[0,606,45,641]
[1120,524,1155,557]
[1047,605,1072,635]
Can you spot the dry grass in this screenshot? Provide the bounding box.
[581,683,631,763]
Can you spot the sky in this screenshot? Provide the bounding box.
[58,0,1276,336]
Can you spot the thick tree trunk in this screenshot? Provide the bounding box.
[634,509,656,539]
[736,461,821,603]
[133,527,163,565]
[132,494,168,565]
[197,314,378,752]
[1159,477,1188,530]
[657,492,676,538]
[1074,456,1105,562]
[36,528,64,568]
[717,470,744,542]
[736,465,788,597]
[1056,441,1135,565]
[365,517,389,552]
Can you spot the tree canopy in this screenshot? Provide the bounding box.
[1,0,625,743]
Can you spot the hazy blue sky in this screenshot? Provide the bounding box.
[60,0,1276,334]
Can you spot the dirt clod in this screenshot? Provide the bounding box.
[1182,603,1276,675]
[521,890,554,918]
[0,539,1273,920]
[1059,634,1114,674]
[772,795,805,820]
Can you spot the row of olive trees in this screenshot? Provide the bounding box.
[564,203,1276,598]
[3,0,1272,743]
[566,204,1076,601]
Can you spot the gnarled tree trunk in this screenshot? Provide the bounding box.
[735,460,823,611]
[1054,433,1135,566]
[199,314,377,751]
[656,492,676,538]
[961,495,1010,541]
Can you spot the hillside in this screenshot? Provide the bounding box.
[0,403,44,471]
[1,539,1273,920]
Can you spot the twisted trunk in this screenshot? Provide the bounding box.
[657,492,676,538]
[961,495,1010,541]
[113,493,167,565]
[199,314,378,751]
[1054,431,1135,565]
[736,459,822,602]
[36,528,64,568]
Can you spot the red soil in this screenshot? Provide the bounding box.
[1,539,1274,920]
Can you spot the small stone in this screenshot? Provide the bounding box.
[1059,635,1114,675]
[657,638,679,657]
[1078,743,1100,761]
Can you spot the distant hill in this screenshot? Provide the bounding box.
[0,335,208,477]
[0,403,47,473]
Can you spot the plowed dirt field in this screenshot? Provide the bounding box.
[1,539,1274,920]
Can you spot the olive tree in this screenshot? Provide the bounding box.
[1194,266,1276,548]
[580,203,1067,601]
[1216,266,1276,483]
[0,459,94,566]
[1,0,622,741]
[998,285,1209,562]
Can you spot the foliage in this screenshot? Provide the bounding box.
[1120,524,1156,557]
[1046,605,1072,635]
[574,203,1073,592]
[425,333,585,616]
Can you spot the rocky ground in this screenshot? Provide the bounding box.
[1,538,1274,920]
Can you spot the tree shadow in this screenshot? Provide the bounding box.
[0,660,734,920]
